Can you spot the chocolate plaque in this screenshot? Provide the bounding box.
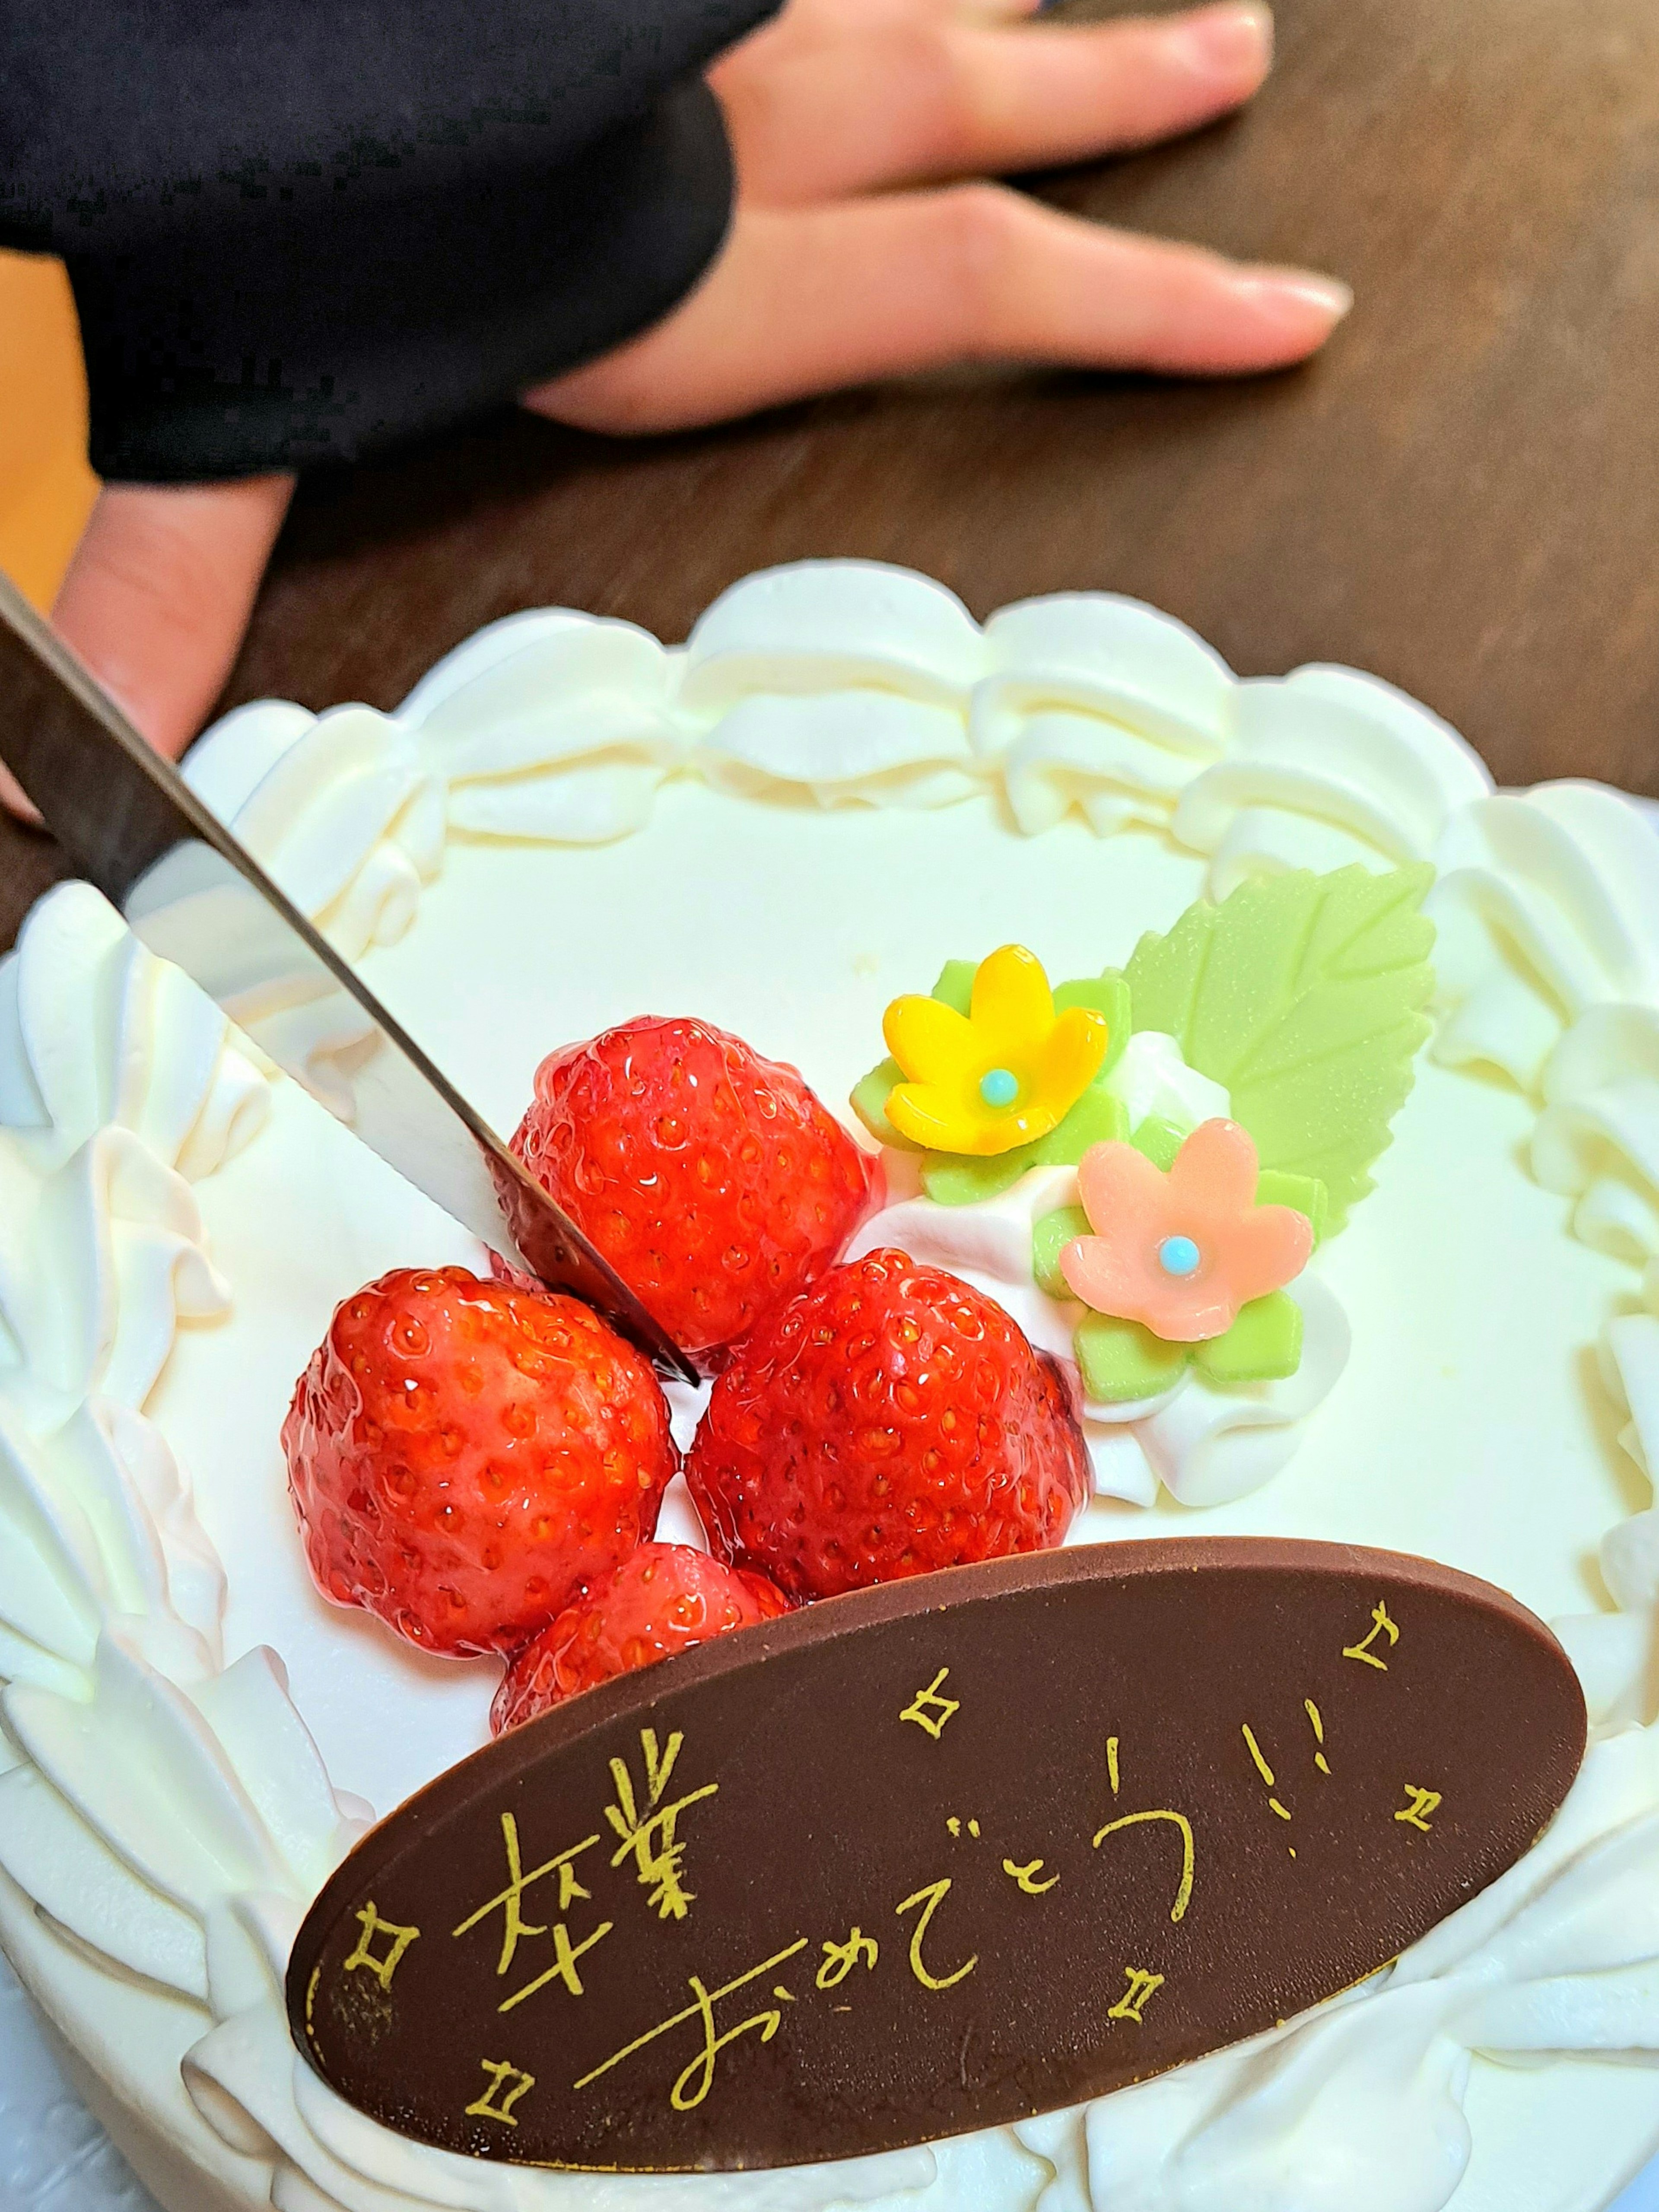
[288,1539,1585,2171]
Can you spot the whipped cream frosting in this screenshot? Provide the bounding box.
[3,562,1659,2212]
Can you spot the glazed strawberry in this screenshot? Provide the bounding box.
[510,1017,882,1366]
[685,1247,1090,1601]
[492,1542,790,1732]
[283,1267,676,1658]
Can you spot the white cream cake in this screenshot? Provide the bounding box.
[2,560,1659,2212]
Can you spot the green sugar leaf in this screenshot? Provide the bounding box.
[1128,1114,1185,1171]
[919,1149,1035,1207]
[1052,970,1131,1077]
[849,1057,918,1150]
[918,1087,1130,1205]
[1193,1291,1304,1384]
[1255,1168,1328,1247]
[1123,865,1435,1233]
[1032,1084,1131,1169]
[1033,1205,1091,1299]
[931,960,977,1016]
[1074,1313,1190,1403]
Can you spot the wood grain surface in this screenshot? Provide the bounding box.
[5,0,1658,943]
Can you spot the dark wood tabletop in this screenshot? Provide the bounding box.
[5,0,1658,943]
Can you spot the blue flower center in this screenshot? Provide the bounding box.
[979,1067,1020,1109]
[1157,1235,1201,1278]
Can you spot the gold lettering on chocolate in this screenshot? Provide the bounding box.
[666,1977,796,2112]
[901,1669,961,1740]
[896,1878,979,1991]
[574,1939,810,2104]
[1094,1740,1195,1923]
[452,1814,601,1977]
[1394,1785,1442,1832]
[1002,1856,1059,1896]
[1242,1723,1293,1821]
[1343,1600,1401,1671]
[1093,1808,1196,1921]
[945,1816,981,1839]
[464,2058,536,2127]
[1107,1966,1165,2025]
[605,1729,718,1922]
[816,1928,880,1988]
[498,1916,614,2014]
[341,1903,420,1991]
[1305,1698,1332,1776]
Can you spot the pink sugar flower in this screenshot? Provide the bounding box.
[1060,1119,1313,1344]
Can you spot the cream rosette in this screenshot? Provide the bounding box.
[1532,1005,1659,1267]
[1173,664,1492,898]
[685,563,986,810]
[971,592,1234,837]
[1427,782,1659,1097]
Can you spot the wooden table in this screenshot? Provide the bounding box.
[6,0,1659,943]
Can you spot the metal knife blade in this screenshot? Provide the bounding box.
[0,568,696,1382]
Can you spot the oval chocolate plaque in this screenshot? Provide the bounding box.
[288,1538,1586,2172]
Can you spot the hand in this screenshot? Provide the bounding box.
[15,0,1346,819]
[531,0,1348,431]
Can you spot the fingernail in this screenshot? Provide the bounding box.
[1239,271,1354,324]
[0,760,43,829]
[1172,2,1274,75]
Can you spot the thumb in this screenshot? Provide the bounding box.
[3,474,294,823]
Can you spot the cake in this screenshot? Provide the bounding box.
[1,559,1657,2212]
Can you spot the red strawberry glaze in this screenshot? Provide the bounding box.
[283,1267,676,1658]
[510,1016,883,1367]
[492,1541,791,1731]
[686,1247,1091,1602]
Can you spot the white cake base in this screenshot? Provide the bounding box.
[5,568,1659,2212]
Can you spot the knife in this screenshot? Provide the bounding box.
[0,569,696,1383]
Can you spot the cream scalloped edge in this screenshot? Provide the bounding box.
[1,562,1657,2212]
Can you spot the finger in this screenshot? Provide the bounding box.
[713,3,1273,206]
[64,476,292,747]
[6,472,294,828]
[949,0,1047,22]
[0,766,40,827]
[525,190,1350,437]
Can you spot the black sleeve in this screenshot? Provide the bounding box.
[0,0,779,482]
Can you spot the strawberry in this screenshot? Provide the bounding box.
[509,1017,882,1367]
[685,1247,1091,1602]
[283,1266,676,1658]
[492,1541,791,1732]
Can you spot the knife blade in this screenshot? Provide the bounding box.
[0,568,696,1383]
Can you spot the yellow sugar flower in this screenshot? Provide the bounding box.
[883,944,1111,1156]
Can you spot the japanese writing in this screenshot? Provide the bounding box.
[1344,1601,1402,1671]
[451,1812,610,2015]
[606,1729,718,1922]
